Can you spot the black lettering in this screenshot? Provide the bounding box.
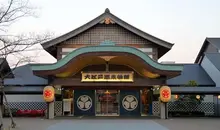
[104,74,110,79]
[111,74,116,79]
[123,74,130,79]
[91,75,97,79]
[117,74,123,79]
[97,74,103,79]
[84,74,90,79]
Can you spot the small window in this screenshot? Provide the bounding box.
[138,48,153,52]
[62,48,77,53]
[148,55,153,58]
[218,49,220,53]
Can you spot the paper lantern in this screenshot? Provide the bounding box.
[196,95,200,100]
[160,86,171,103]
[174,95,179,99]
[43,86,55,102]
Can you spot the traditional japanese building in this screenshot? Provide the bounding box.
[2,9,220,119]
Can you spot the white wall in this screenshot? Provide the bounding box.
[201,56,220,87]
[4,95,44,102]
[203,95,214,102]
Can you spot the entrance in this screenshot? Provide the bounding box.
[96,90,119,116]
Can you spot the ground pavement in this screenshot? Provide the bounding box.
[1,117,220,130]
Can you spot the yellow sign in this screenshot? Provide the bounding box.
[81,71,134,82]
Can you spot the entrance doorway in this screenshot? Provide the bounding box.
[96,90,119,116]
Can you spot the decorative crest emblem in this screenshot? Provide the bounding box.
[77,95,92,111]
[122,95,138,111]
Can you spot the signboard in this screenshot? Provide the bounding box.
[81,71,134,82]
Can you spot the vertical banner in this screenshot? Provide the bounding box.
[74,90,95,116]
[120,90,140,116]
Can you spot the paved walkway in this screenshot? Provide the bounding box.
[47,120,168,130]
[1,117,220,130]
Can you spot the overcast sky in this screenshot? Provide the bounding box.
[6,0,220,64]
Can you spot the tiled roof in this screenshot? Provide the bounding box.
[195,37,220,63]
[206,38,220,49]
[167,64,215,86]
[0,58,13,78]
[4,64,48,85]
[205,53,220,71]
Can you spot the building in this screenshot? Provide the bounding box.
[1,9,220,118]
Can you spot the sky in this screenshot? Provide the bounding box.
[5,0,220,64]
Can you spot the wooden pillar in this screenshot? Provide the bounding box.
[0,94,3,116]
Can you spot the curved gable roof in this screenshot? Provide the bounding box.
[42,8,173,57]
[31,45,183,72]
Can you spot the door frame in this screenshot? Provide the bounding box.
[95,89,120,116]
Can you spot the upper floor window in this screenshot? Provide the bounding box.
[62,48,77,53]
[138,48,153,53]
[148,55,153,58]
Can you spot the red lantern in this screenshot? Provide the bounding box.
[162,89,169,98]
[160,86,171,103]
[43,86,55,102]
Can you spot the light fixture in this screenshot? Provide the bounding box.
[196,95,200,99]
[104,90,110,94]
[175,95,178,99]
[218,95,220,99]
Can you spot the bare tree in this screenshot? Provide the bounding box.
[0,0,52,129]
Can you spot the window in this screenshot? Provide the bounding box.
[148,55,153,58]
[62,48,77,53]
[138,48,153,53]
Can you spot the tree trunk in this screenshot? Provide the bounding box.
[2,88,16,128]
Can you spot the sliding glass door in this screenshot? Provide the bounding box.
[96,90,119,116]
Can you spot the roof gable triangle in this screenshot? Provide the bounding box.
[42,8,173,56]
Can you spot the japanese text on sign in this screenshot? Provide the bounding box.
[81,71,134,82]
